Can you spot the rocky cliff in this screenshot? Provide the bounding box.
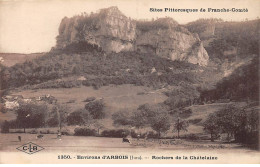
[56,7,136,53]
[185,18,259,76]
[56,6,209,66]
[135,18,208,66]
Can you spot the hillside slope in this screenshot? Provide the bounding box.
[200,56,259,102]
[0,53,44,67]
[2,44,209,90]
[186,19,259,66]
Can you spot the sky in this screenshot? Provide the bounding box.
[0,0,259,53]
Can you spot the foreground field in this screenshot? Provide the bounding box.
[0,133,257,153]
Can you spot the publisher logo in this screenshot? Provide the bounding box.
[16,142,44,154]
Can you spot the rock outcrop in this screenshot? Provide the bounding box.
[56,6,135,53]
[135,18,208,66]
[56,6,209,66]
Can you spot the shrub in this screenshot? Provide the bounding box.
[67,109,91,126]
[129,131,147,138]
[179,108,192,119]
[83,97,96,102]
[112,109,132,126]
[1,120,9,133]
[130,131,138,138]
[74,128,97,136]
[40,129,56,134]
[61,128,71,135]
[0,103,6,113]
[235,130,258,147]
[16,102,48,130]
[67,99,76,103]
[188,118,202,124]
[29,129,38,134]
[12,129,24,133]
[101,129,130,138]
[146,131,158,139]
[85,100,106,119]
[181,134,199,140]
[46,104,68,128]
[150,113,171,138]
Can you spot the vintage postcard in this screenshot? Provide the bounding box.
[0,0,259,164]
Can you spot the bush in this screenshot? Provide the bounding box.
[74,128,97,136]
[83,97,96,102]
[11,129,24,133]
[46,104,68,128]
[235,130,259,148]
[181,134,199,140]
[61,128,71,135]
[129,131,147,138]
[179,108,192,118]
[16,102,48,129]
[29,129,38,134]
[67,109,91,126]
[188,118,202,124]
[40,129,56,134]
[67,99,76,103]
[146,131,158,139]
[0,103,6,113]
[112,109,132,126]
[85,100,106,119]
[1,120,9,133]
[101,129,130,138]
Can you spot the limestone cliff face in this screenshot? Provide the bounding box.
[56,6,136,53]
[135,18,208,66]
[56,7,209,66]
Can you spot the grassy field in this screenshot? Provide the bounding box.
[0,133,256,153]
[3,84,247,136]
[4,85,167,129]
[184,102,247,135]
[12,84,167,111]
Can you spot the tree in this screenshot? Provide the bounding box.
[215,105,247,141]
[112,109,132,127]
[93,121,104,135]
[150,113,171,138]
[112,107,153,130]
[67,109,91,126]
[72,66,81,74]
[135,104,171,137]
[234,108,259,145]
[0,66,10,89]
[130,110,147,129]
[136,104,159,124]
[203,114,221,141]
[85,100,105,119]
[247,109,259,133]
[47,104,68,131]
[173,117,189,138]
[16,102,48,132]
[203,105,257,143]
[0,103,6,113]
[1,120,9,133]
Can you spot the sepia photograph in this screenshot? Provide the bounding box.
[0,0,259,164]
